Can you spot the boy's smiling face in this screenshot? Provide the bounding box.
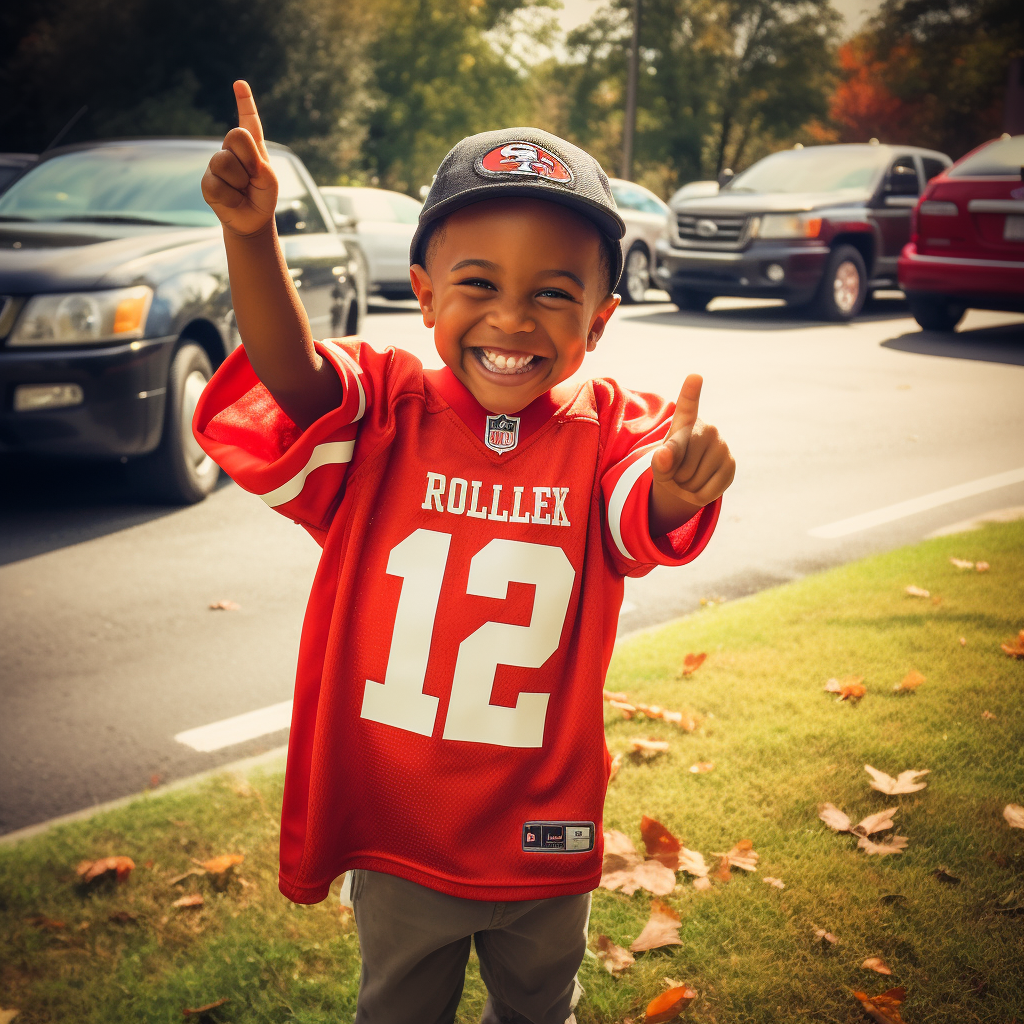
[410,197,620,414]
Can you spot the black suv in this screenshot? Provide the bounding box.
[655,143,951,320]
[0,138,362,503]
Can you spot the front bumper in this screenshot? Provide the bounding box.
[898,244,1024,313]
[0,335,176,457]
[655,238,829,303]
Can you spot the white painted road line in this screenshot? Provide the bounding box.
[809,467,1024,539]
[174,700,292,753]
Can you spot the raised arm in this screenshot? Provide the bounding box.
[201,81,343,429]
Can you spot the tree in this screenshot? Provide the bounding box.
[549,0,840,192]
[830,0,1024,158]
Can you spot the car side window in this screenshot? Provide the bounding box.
[352,191,398,222]
[269,154,328,235]
[388,193,422,225]
[613,182,665,215]
[921,157,946,183]
[886,156,920,196]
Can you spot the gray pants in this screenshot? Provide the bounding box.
[349,869,591,1024]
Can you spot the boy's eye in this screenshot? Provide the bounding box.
[457,277,496,291]
[538,288,576,301]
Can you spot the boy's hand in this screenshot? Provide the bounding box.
[201,81,279,237]
[649,374,735,535]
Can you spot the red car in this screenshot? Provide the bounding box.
[899,134,1024,331]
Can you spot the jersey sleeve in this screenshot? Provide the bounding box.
[192,338,375,545]
[596,381,721,577]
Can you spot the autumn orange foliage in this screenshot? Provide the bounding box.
[645,984,697,1022]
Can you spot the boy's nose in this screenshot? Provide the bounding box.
[486,299,536,336]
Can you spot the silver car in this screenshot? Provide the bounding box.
[608,178,671,304]
[320,186,422,299]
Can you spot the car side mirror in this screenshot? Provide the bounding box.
[275,199,308,236]
[717,168,734,187]
[885,166,919,197]
[332,212,357,231]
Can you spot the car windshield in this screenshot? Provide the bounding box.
[725,147,890,194]
[948,136,1024,177]
[0,145,219,227]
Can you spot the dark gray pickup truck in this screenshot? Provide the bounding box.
[655,143,951,320]
[0,138,362,503]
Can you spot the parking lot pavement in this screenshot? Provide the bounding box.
[2,294,1023,834]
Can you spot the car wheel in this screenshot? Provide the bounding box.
[908,295,966,332]
[670,288,711,312]
[814,244,867,321]
[620,244,651,304]
[139,342,219,504]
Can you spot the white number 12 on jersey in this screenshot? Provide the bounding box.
[360,529,576,748]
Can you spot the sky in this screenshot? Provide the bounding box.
[555,0,883,37]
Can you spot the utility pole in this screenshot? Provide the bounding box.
[621,0,641,181]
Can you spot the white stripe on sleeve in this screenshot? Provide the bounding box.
[259,440,355,508]
[321,340,366,421]
[606,449,655,561]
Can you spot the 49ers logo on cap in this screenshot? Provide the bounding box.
[476,142,573,183]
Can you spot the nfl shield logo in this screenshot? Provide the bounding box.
[485,413,520,454]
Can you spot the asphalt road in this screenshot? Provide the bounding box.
[3,294,1023,835]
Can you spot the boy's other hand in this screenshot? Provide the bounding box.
[201,81,279,237]
[649,374,735,534]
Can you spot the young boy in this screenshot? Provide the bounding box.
[196,81,735,1024]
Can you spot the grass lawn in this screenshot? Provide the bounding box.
[1,520,1022,1023]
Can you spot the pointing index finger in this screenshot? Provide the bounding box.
[233,80,267,157]
[667,373,703,438]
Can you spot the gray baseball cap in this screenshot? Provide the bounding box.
[410,127,626,289]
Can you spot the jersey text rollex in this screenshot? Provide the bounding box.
[421,472,570,527]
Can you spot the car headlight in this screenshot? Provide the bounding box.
[756,214,822,239]
[8,285,153,347]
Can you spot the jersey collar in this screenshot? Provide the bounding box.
[424,366,570,448]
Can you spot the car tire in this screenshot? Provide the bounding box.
[670,288,711,312]
[908,295,966,332]
[620,244,651,304]
[813,244,867,321]
[138,342,219,504]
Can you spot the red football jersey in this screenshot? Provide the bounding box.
[194,339,720,904]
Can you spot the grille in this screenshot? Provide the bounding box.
[676,213,748,247]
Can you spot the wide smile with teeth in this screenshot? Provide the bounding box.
[475,348,538,375]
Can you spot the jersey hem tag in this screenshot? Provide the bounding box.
[522,821,595,853]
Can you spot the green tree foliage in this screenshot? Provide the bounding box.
[0,0,371,180]
[359,0,554,194]
[831,0,1024,158]
[551,0,840,191]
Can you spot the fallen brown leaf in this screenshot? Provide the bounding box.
[857,835,909,856]
[1001,630,1024,657]
[691,876,712,891]
[603,689,630,703]
[893,671,925,694]
[680,652,707,676]
[640,816,680,869]
[819,803,897,837]
[600,830,677,896]
[644,984,696,1022]
[594,934,634,976]
[76,856,135,884]
[813,927,837,946]
[608,752,623,783]
[862,957,892,975]
[981,710,996,720]
[949,557,974,569]
[677,847,709,881]
[609,699,636,719]
[199,854,244,875]
[825,676,866,701]
[711,855,731,883]
[688,761,714,774]
[631,738,670,760]
[975,561,989,572]
[1004,804,1024,829]
[851,986,907,1024]
[904,585,929,598]
[172,893,204,909]
[959,637,967,646]
[763,876,785,889]
[864,765,930,795]
[710,839,759,871]
[183,997,229,1016]
[209,600,240,611]
[630,899,682,952]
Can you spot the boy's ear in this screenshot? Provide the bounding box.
[410,264,435,328]
[586,293,620,352]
